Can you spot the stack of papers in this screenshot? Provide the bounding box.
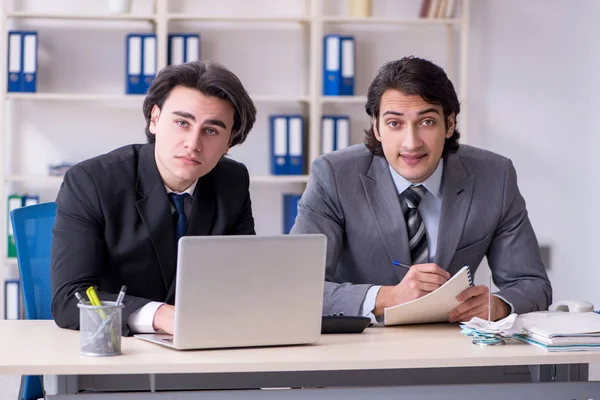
[514,312,600,352]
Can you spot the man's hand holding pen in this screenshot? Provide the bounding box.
[373,263,451,317]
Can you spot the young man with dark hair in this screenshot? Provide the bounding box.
[51,61,257,335]
[292,56,551,323]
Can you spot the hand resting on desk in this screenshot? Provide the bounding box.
[153,304,175,335]
[373,263,451,317]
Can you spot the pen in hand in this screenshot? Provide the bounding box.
[393,260,411,269]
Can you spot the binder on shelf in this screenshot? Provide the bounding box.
[321,116,335,154]
[168,34,200,65]
[335,115,350,150]
[287,116,304,175]
[7,194,23,258]
[323,35,342,96]
[283,194,302,234]
[23,194,40,207]
[21,31,38,92]
[7,31,37,93]
[126,34,143,94]
[7,31,22,92]
[322,115,351,154]
[4,280,21,320]
[142,35,157,93]
[270,115,288,175]
[340,36,355,96]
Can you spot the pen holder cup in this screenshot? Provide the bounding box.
[78,301,123,357]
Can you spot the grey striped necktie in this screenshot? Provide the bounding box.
[402,185,428,265]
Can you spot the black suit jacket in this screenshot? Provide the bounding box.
[50,143,255,335]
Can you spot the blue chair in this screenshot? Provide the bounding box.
[10,202,57,400]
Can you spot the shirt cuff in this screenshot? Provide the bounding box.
[361,285,382,324]
[127,301,164,333]
[493,294,515,314]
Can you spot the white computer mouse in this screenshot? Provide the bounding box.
[548,300,594,313]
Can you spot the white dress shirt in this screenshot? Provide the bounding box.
[360,160,515,322]
[127,179,198,333]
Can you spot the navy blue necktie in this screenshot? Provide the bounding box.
[169,193,189,244]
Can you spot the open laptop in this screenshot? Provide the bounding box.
[135,234,327,350]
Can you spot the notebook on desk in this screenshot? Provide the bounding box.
[135,234,327,350]
[384,265,473,326]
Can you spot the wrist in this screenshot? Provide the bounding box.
[373,286,391,316]
[152,304,167,331]
[493,297,510,320]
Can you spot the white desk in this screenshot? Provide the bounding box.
[1,320,599,399]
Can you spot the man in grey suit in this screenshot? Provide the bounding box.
[291,56,551,323]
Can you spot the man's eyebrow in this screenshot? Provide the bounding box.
[382,111,402,116]
[203,119,227,130]
[417,108,440,116]
[171,111,196,122]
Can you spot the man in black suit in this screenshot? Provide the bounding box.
[51,61,257,336]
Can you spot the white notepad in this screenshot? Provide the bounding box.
[384,265,473,326]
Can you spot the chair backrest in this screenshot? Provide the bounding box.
[10,202,56,320]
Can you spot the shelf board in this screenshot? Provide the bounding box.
[167,14,310,23]
[5,175,64,184]
[322,17,460,25]
[7,93,309,104]
[251,95,310,103]
[7,93,145,102]
[5,175,309,185]
[320,95,368,104]
[251,175,309,184]
[7,11,155,21]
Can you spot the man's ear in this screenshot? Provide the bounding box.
[149,105,161,135]
[446,113,456,138]
[373,116,382,142]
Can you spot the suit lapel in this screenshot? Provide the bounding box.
[134,143,177,292]
[435,152,475,272]
[164,171,217,302]
[360,155,410,281]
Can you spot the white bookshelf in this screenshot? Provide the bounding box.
[0,0,470,318]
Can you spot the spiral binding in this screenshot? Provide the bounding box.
[464,264,474,287]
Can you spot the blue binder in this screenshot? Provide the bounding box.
[340,36,355,96]
[142,34,157,93]
[270,115,288,175]
[7,31,22,92]
[334,115,351,150]
[7,31,37,93]
[21,31,37,92]
[22,194,40,207]
[168,34,200,65]
[283,194,302,234]
[126,34,143,94]
[323,35,342,96]
[287,115,304,175]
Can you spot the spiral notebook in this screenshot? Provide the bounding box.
[384,265,473,326]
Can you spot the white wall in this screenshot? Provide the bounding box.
[467,0,600,305]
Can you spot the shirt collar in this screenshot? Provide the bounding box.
[389,159,444,200]
[165,179,198,199]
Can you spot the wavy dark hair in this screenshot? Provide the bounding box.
[143,61,256,147]
[364,56,460,156]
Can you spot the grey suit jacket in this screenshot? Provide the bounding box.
[291,144,552,316]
